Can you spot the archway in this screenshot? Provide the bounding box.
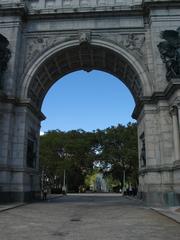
[40,69,137,194]
[1,0,180,207]
[17,40,151,201]
[41,69,136,132]
[2,39,178,206]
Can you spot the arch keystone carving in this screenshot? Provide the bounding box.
[78,31,91,45]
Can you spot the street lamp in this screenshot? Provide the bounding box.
[57,148,67,195]
[122,168,126,195]
[62,169,67,195]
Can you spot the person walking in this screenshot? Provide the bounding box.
[43,188,48,200]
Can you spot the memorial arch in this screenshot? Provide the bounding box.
[0,0,180,206]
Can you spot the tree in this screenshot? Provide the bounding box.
[39,129,97,192]
[93,123,138,188]
[39,123,138,192]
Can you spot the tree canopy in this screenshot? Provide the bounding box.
[39,123,138,192]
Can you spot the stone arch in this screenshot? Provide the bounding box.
[20,39,152,110]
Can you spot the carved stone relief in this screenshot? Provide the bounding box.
[98,32,146,57]
[27,127,37,169]
[24,34,73,68]
[140,132,146,168]
[78,31,91,45]
[24,32,146,71]
[157,28,180,81]
[63,0,72,6]
[0,34,11,88]
[124,34,145,55]
[28,0,142,9]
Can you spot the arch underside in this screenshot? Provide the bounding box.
[28,44,142,109]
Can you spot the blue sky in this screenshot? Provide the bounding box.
[41,70,135,133]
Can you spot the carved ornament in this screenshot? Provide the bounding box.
[78,31,91,45]
[157,28,180,81]
[98,32,145,57]
[0,34,11,83]
[24,35,72,68]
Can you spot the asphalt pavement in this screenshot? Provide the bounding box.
[0,193,179,240]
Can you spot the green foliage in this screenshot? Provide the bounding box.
[84,171,97,189]
[40,129,97,192]
[39,123,138,192]
[96,123,138,186]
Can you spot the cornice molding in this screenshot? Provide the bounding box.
[0,95,46,121]
[132,79,180,119]
[0,2,26,16]
[27,7,144,20]
[139,162,180,175]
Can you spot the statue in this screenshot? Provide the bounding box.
[157,28,180,81]
[0,34,11,87]
[140,133,146,167]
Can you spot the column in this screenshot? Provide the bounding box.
[176,101,180,131]
[170,106,180,162]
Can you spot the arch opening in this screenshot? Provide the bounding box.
[39,69,138,195]
[41,70,136,133]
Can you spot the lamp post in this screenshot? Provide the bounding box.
[62,169,67,195]
[122,169,126,195]
[57,148,67,195]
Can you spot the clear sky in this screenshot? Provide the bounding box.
[41,70,136,133]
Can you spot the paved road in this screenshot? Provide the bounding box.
[0,194,179,240]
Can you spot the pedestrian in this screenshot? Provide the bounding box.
[43,188,48,200]
[129,184,133,196]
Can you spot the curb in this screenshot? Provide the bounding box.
[124,195,144,204]
[0,194,62,212]
[151,208,180,224]
[0,203,27,213]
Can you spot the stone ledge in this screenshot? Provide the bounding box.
[143,0,180,7]
[0,2,26,15]
[0,96,45,121]
[0,165,39,173]
[139,164,180,174]
[133,79,180,119]
[27,6,144,20]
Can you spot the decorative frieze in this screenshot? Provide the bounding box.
[24,32,146,69]
[27,0,142,10]
[99,32,146,57]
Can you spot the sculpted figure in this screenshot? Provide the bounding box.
[157,28,180,81]
[79,32,91,45]
[140,133,146,167]
[0,34,11,86]
[140,141,146,167]
[125,34,138,50]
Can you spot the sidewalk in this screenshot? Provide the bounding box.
[125,195,180,223]
[152,207,180,224]
[0,194,62,213]
[0,203,26,212]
